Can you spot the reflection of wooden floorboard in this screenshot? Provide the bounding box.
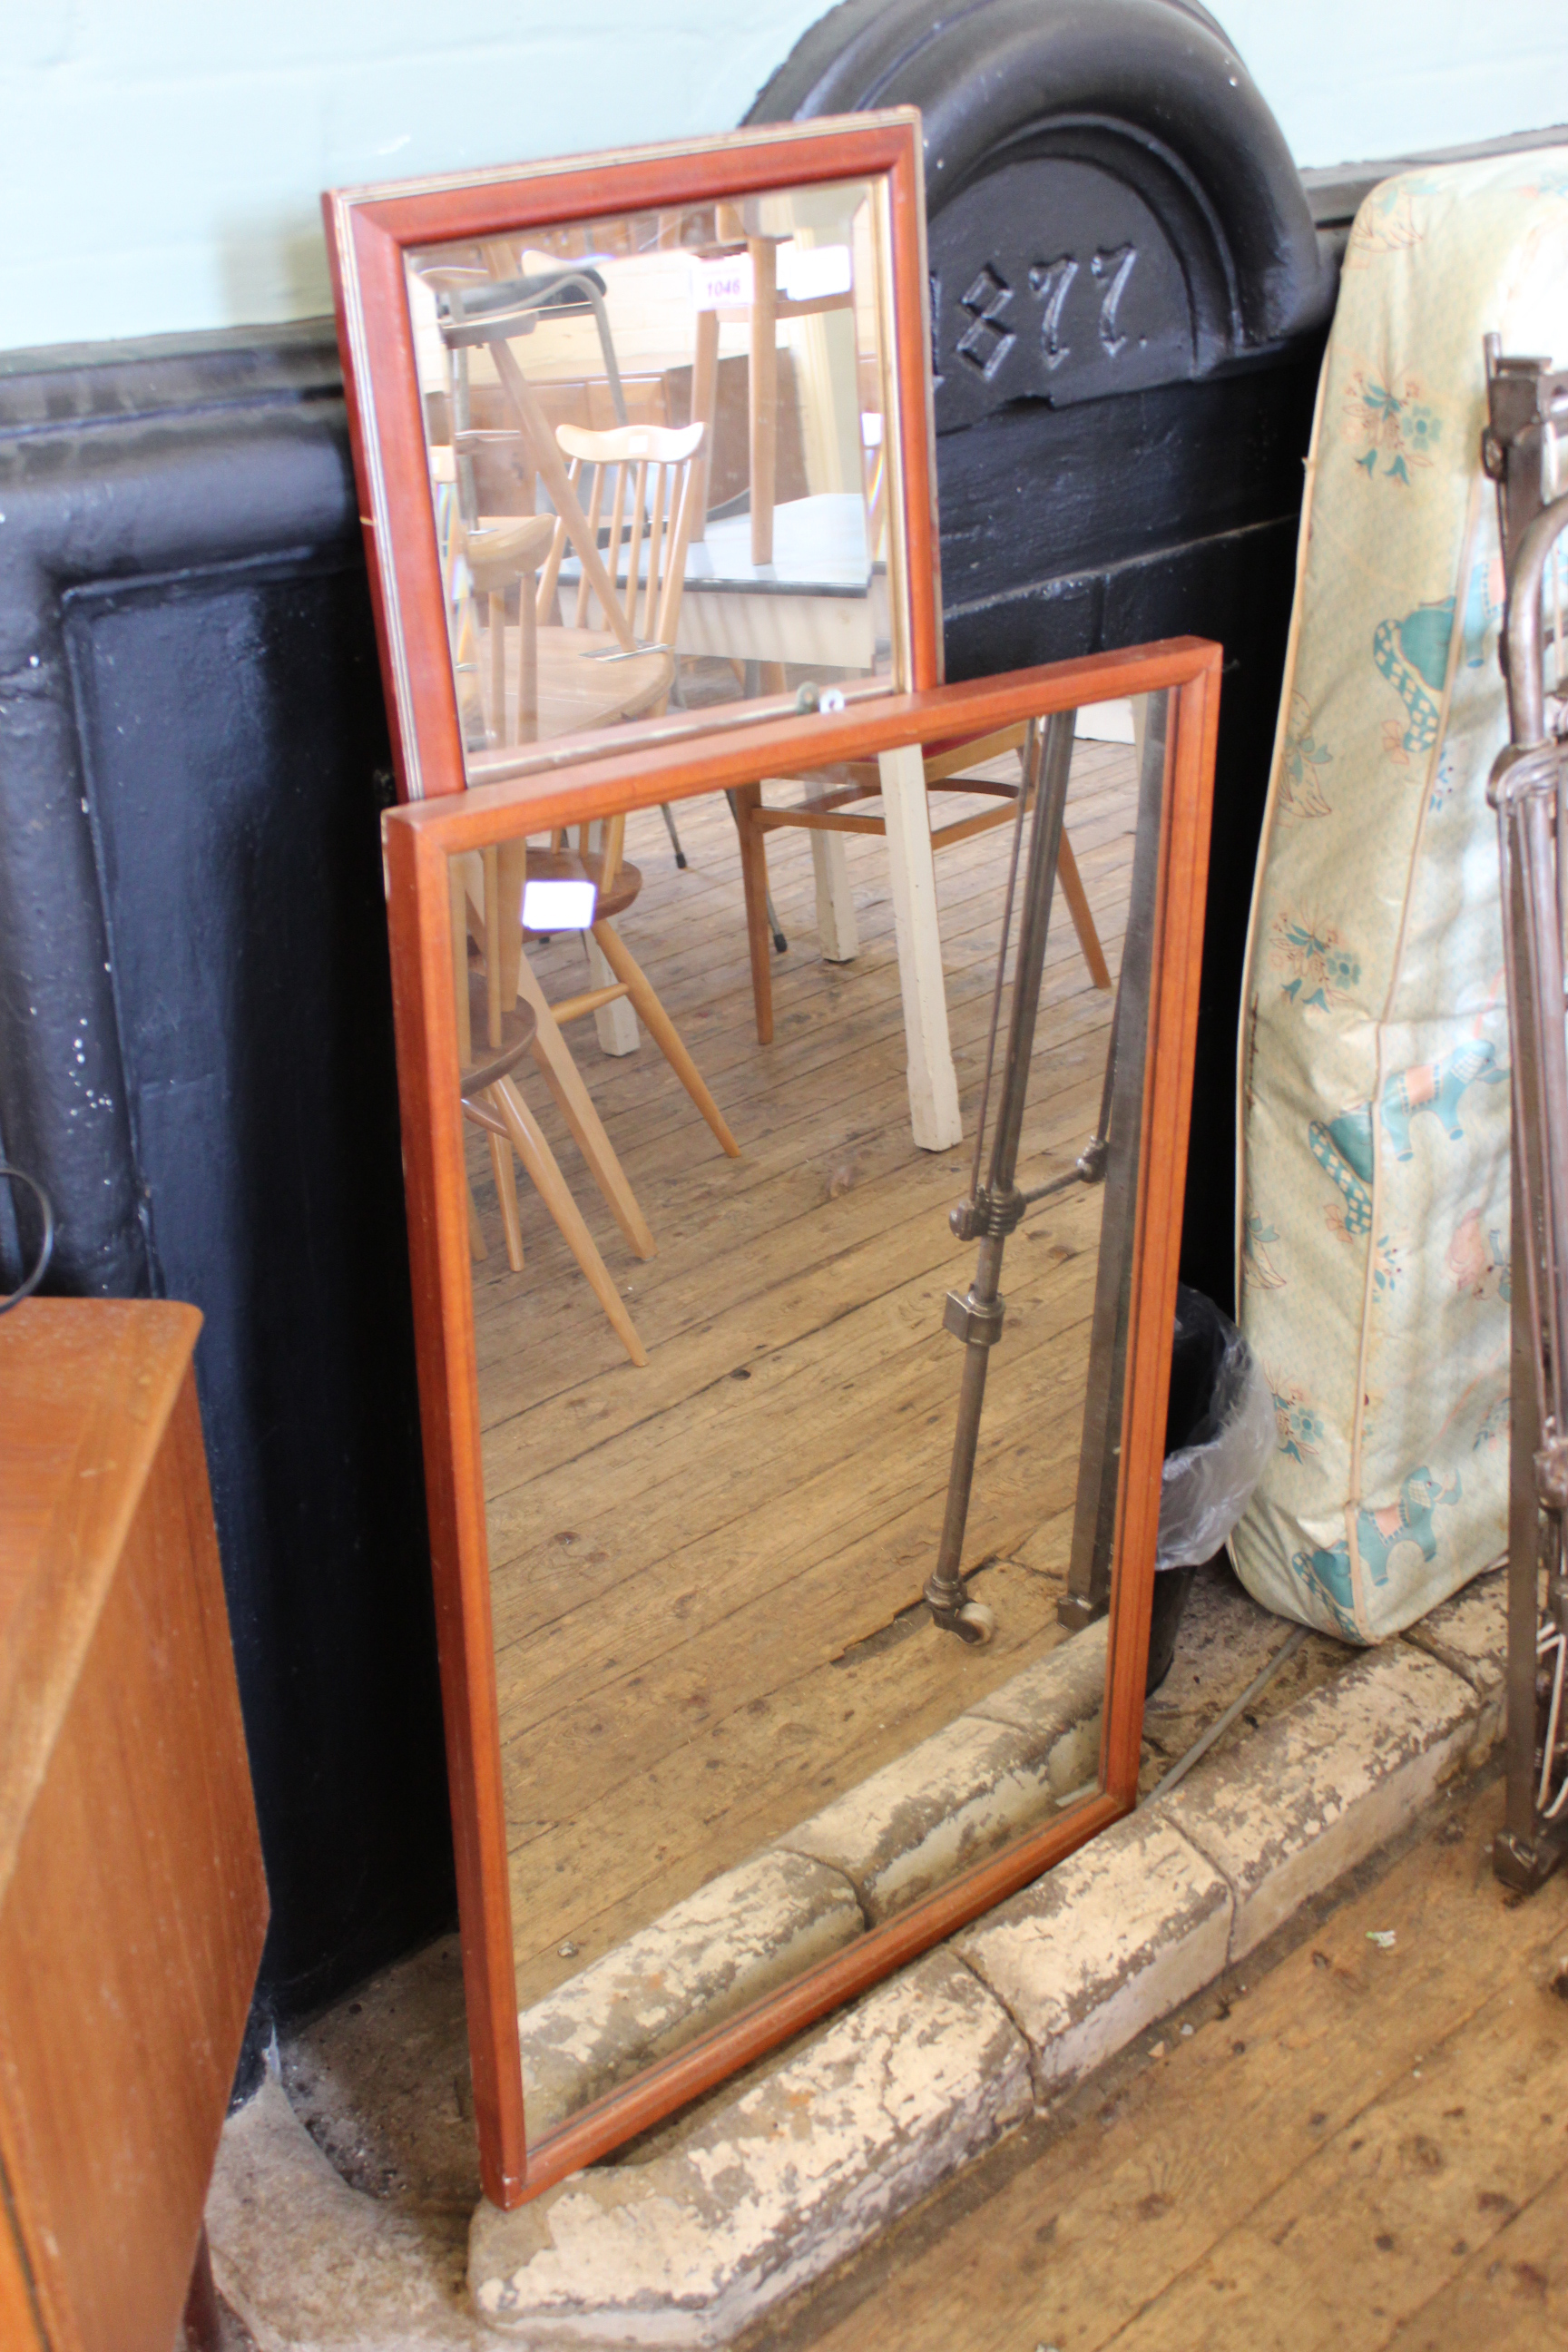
[469,750,1138,2005]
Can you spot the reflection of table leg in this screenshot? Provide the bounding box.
[749,238,778,568]
[877,744,961,1151]
[690,309,719,546]
[803,771,858,961]
[809,830,859,962]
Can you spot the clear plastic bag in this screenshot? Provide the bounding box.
[1155,1287,1276,1573]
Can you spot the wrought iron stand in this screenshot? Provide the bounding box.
[1483,342,1568,1891]
[926,694,1168,1642]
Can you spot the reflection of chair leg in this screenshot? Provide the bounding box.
[808,824,859,964]
[466,1182,487,1263]
[590,917,741,1157]
[877,743,963,1152]
[586,822,640,1057]
[511,955,656,1260]
[588,929,640,1055]
[487,1130,525,1271]
[1056,833,1112,991]
[731,782,776,1046]
[487,1075,648,1367]
[659,803,689,868]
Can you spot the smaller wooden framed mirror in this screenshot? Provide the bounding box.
[325,113,939,804]
[381,639,1220,2209]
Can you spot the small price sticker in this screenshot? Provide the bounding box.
[691,252,754,311]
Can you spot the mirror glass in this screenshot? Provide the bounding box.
[406,177,900,783]
[445,701,1160,2133]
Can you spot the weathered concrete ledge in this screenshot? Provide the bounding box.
[955,1807,1233,2095]
[472,1954,1032,2347]
[466,1574,1506,2345]
[209,1573,1508,2351]
[1164,1627,1490,1959]
[514,1620,1109,2129]
[780,1704,1077,1925]
[517,1851,863,2134]
[779,1618,1109,1926]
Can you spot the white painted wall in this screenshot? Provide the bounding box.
[2,1,1564,354]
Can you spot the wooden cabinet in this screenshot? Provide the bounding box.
[0,1301,268,2352]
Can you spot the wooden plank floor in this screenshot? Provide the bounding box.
[467,745,1138,2006]
[743,1769,1568,2352]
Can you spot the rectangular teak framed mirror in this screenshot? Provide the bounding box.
[382,640,1220,2210]
[326,112,938,802]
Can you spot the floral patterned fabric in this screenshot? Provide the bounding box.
[1233,152,1568,1642]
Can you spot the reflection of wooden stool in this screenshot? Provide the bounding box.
[521,832,740,1160]
[457,966,648,1367]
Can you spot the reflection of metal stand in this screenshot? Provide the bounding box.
[927,704,1152,1644]
[1484,341,1568,1893]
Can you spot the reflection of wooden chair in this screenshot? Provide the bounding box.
[517,821,741,1161]
[458,421,707,750]
[541,421,705,703]
[732,727,1113,1045]
[461,513,555,745]
[455,855,652,1367]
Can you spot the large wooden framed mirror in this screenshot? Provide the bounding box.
[382,642,1220,2209]
[325,113,939,802]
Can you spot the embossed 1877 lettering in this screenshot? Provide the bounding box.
[946,244,1141,382]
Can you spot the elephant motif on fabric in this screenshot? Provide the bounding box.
[1311,1039,1504,1230]
[1381,1038,1504,1159]
[1308,1106,1374,1237]
[1293,1466,1461,1637]
[1373,595,1454,755]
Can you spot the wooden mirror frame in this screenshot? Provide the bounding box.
[383,637,1220,2209]
[325,111,940,805]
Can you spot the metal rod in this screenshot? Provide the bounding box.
[925,709,1076,1635]
[965,719,1040,1210]
[987,711,1077,1197]
[1504,492,1568,743]
[1525,785,1568,1424]
[1148,1627,1306,1802]
[1485,355,1568,1891]
[1060,690,1168,1628]
[1504,1126,1546,1860]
